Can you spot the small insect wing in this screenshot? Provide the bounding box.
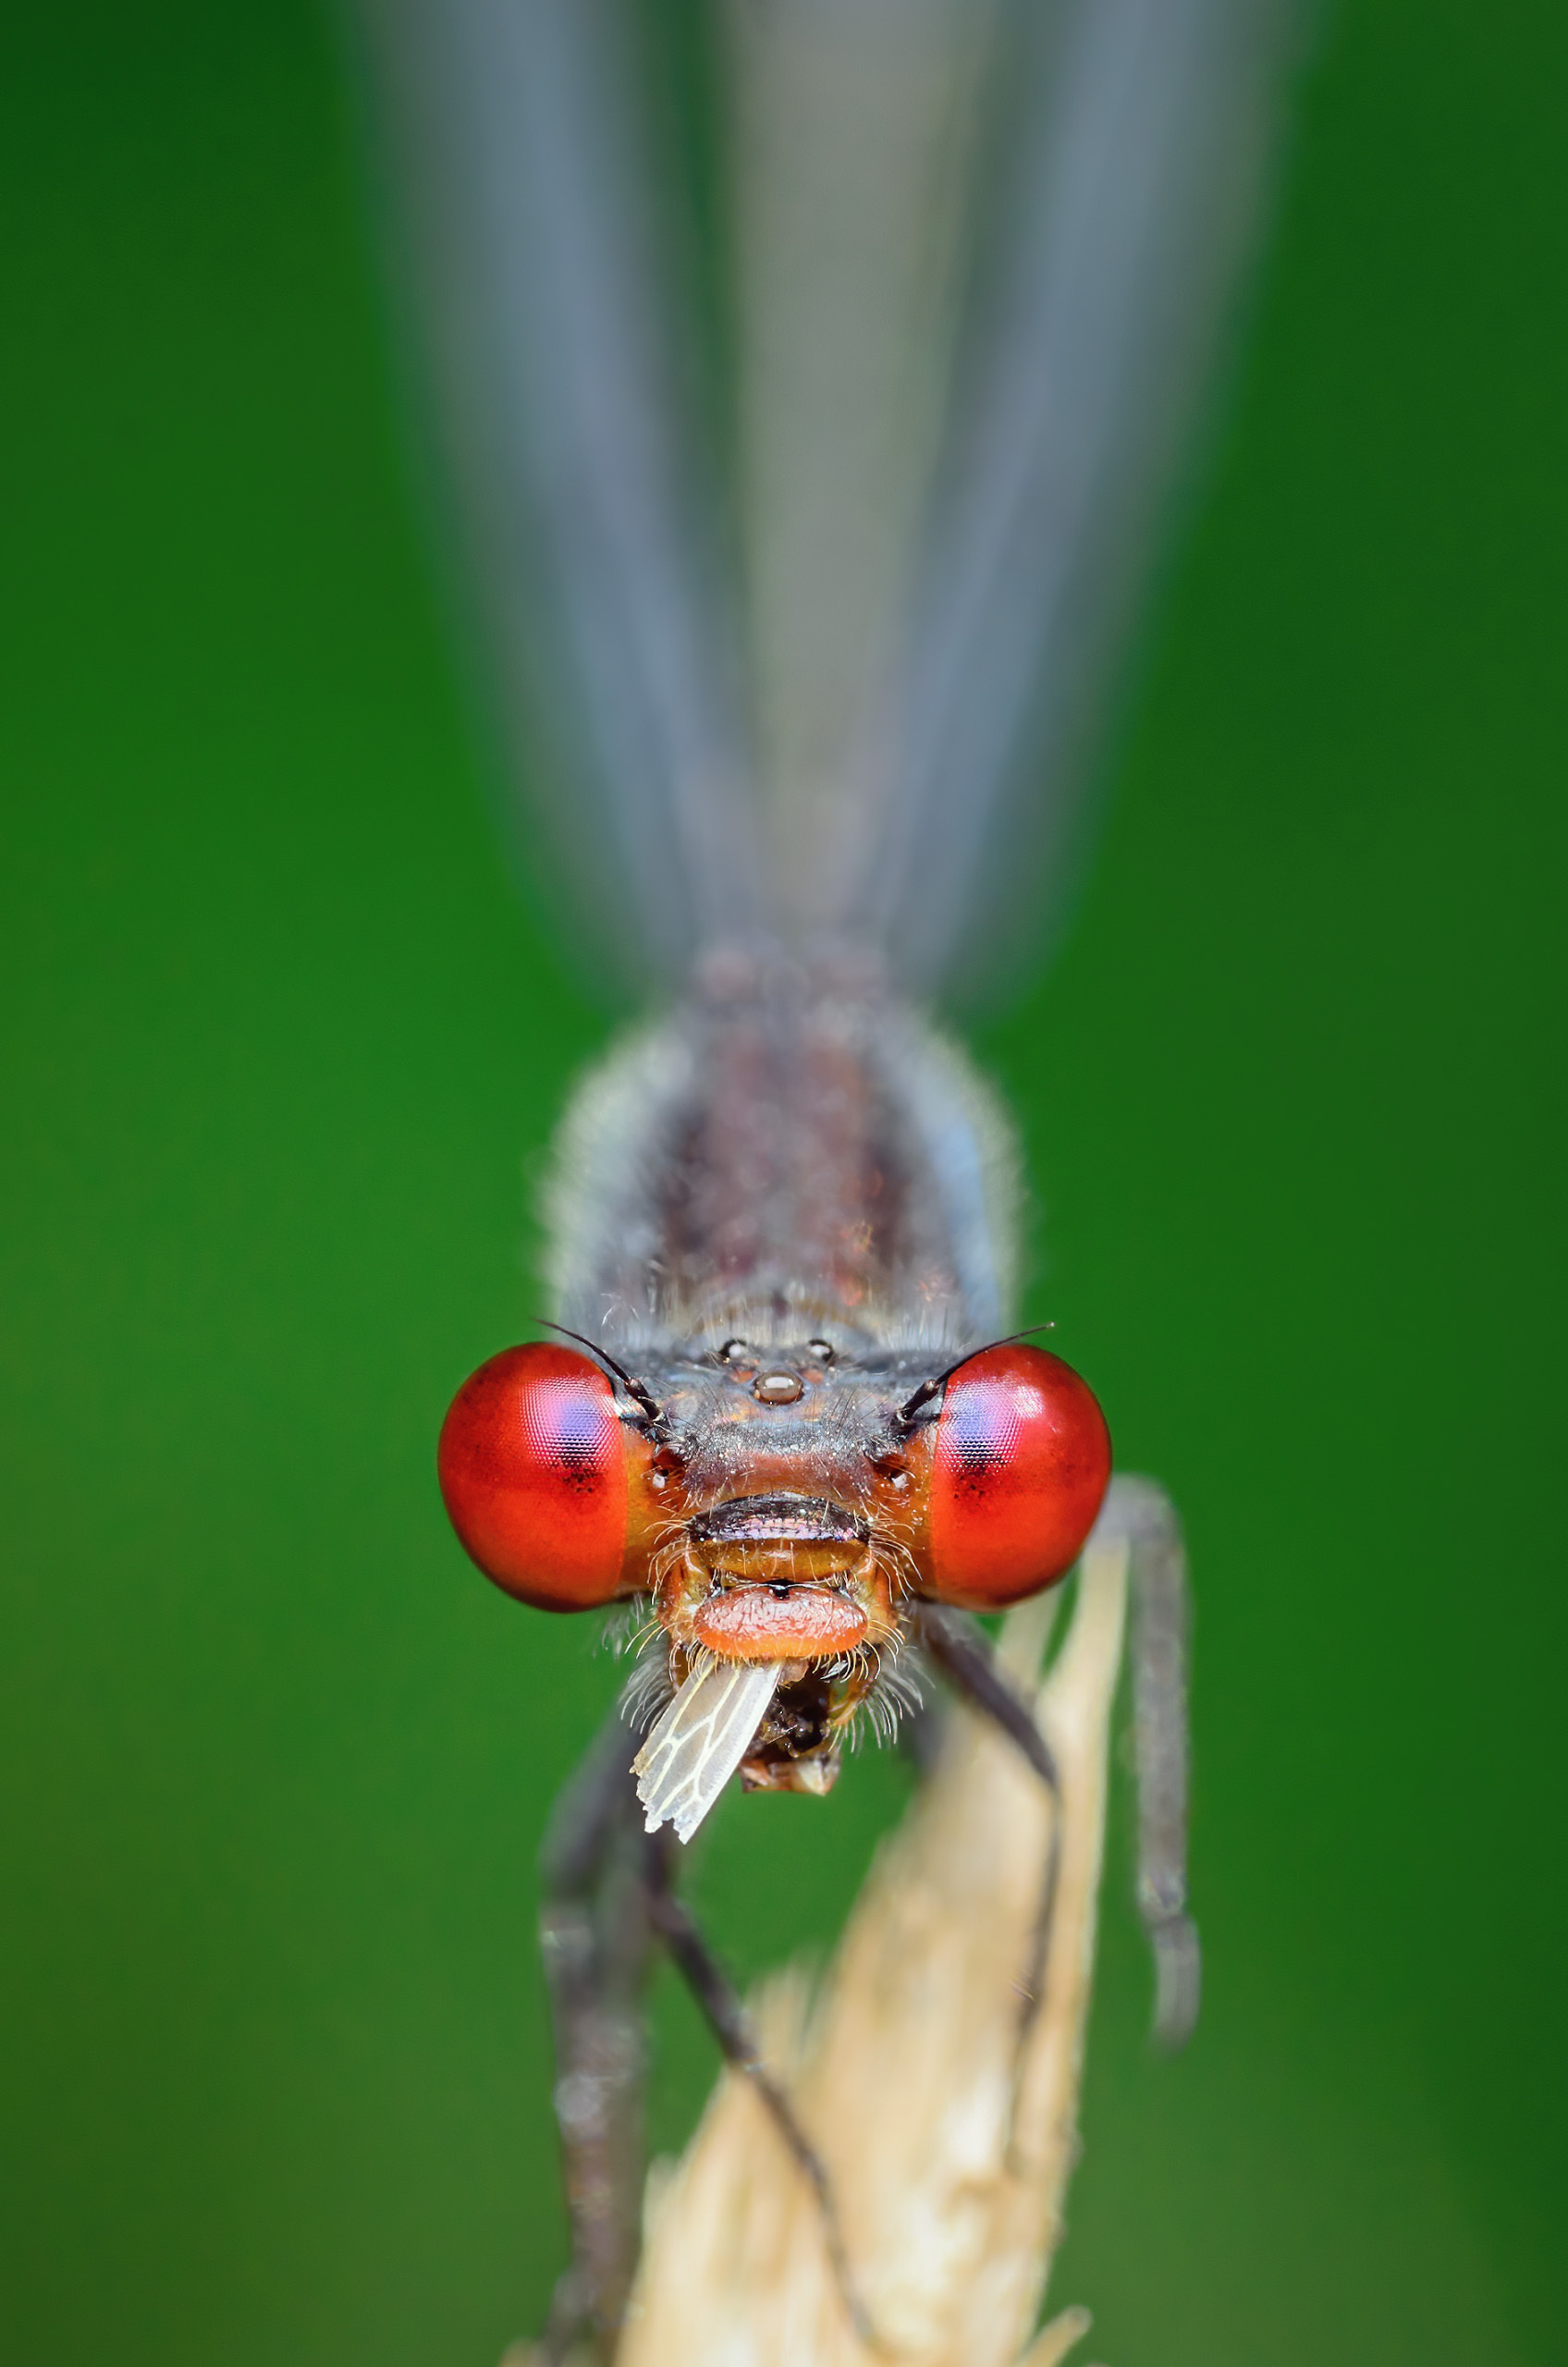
[633,1657,783,1845]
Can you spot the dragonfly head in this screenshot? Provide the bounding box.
[435,1334,1111,1637]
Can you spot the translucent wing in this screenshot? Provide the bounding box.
[633,1656,782,1844]
[357,0,1300,997]
[357,0,759,991]
[730,0,1303,995]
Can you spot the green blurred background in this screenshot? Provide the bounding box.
[3,2,1565,2361]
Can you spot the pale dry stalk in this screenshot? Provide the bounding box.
[606,1532,1129,2367]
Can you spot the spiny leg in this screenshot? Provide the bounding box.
[915,1477,1202,2055]
[643,1847,879,2350]
[536,1711,659,2366]
[1111,1475,1201,2048]
[913,1600,1063,2060]
[538,1704,876,2356]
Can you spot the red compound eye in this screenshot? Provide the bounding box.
[927,1344,1111,1610]
[437,1344,634,1611]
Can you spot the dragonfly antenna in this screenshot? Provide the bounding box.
[534,1318,670,1436]
[893,1322,1058,1429]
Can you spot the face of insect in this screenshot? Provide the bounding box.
[437,1333,1109,1792]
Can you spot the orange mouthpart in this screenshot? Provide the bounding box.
[693,1587,868,1662]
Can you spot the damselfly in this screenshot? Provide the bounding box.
[359,0,1296,2354]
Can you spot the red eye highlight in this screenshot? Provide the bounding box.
[437,1344,634,1611]
[927,1344,1111,1610]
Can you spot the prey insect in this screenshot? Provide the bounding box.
[360,0,1291,2354]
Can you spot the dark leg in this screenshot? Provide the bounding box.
[916,1474,1202,2058]
[643,1851,878,2349]
[536,1711,658,2366]
[913,1601,1062,2055]
[536,1708,876,2358]
[912,1600,1060,1795]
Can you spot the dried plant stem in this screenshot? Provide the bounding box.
[606,1532,1130,2367]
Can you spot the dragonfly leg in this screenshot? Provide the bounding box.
[910,1599,1061,1792]
[914,1478,1202,2055]
[536,1711,659,2366]
[1109,1476,1201,2049]
[536,1706,876,2356]
[643,1852,878,2348]
[913,1601,1062,2057]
